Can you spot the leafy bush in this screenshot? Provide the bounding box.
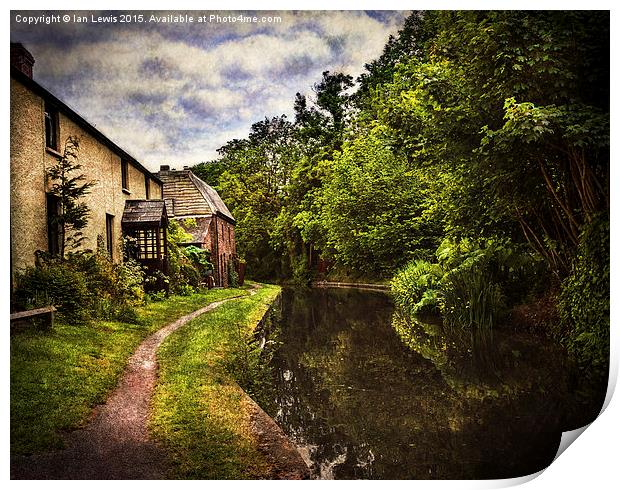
[166,221,204,293]
[13,259,92,323]
[228,260,240,288]
[441,266,505,333]
[184,245,213,275]
[13,250,146,324]
[391,238,541,333]
[391,260,443,315]
[558,214,609,382]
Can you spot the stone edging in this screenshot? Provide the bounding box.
[243,292,311,480]
[312,280,390,291]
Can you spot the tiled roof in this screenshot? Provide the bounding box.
[157,170,235,223]
[121,200,168,227]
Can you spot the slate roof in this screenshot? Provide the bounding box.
[121,200,168,227]
[157,170,235,223]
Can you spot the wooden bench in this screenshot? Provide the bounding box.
[10,306,56,333]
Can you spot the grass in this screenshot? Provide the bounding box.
[149,283,281,479]
[10,287,248,456]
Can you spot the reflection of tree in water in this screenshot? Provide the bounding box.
[265,288,581,479]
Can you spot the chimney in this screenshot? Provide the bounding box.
[11,43,35,79]
[160,165,170,172]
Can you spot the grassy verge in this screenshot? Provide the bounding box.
[149,283,281,479]
[10,287,247,456]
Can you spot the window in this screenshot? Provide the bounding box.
[46,193,61,255]
[121,160,129,191]
[106,214,114,259]
[44,103,59,151]
[132,229,163,259]
[145,175,150,199]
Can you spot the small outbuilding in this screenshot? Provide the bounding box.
[156,167,237,287]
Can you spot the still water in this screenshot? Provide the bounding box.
[260,287,589,480]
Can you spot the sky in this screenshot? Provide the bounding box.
[10,10,407,171]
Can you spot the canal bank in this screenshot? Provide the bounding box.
[149,283,309,479]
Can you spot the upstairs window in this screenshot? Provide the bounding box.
[44,103,59,151]
[121,160,129,191]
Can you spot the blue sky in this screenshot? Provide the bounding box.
[11,10,407,171]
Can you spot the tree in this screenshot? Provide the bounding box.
[46,136,96,259]
[190,160,226,189]
[320,129,441,275]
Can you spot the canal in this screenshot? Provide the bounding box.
[259,287,595,480]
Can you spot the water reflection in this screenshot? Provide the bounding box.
[263,287,596,479]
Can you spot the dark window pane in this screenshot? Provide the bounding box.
[106,214,114,259]
[122,160,129,190]
[44,103,58,150]
[46,193,61,255]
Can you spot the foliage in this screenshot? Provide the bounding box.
[558,214,609,383]
[321,130,441,275]
[227,259,240,288]
[13,250,146,323]
[390,260,443,315]
[13,256,92,323]
[46,136,96,259]
[391,239,543,333]
[184,245,213,275]
[190,160,226,189]
[165,220,201,292]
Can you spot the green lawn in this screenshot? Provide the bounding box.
[10,287,248,456]
[149,283,281,479]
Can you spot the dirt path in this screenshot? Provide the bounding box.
[11,294,244,480]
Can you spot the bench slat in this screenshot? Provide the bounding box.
[10,306,56,321]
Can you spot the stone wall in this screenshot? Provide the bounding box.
[10,77,162,275]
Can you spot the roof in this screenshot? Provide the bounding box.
[121,200,168,228]
[157,170,235,224]
[10,66,162,186]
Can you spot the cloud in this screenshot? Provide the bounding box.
[11,10,407,170]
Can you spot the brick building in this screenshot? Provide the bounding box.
[156,167,236,287]
[10,43,168,279]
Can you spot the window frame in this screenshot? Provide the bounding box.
[106,214,114,259]
[121,160,130,192]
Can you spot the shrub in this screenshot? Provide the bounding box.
[13,250,146,324]
[166,221,207,293]
[391,238,541,334]
[184,245,213,276]
[441,265,505,333]
[391,260,443,315]
[558,214,609,383]
[13,259,92,324]
[228,260,240,288]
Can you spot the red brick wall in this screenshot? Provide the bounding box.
[207,217,236,287]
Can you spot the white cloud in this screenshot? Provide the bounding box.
[13,10,406,171]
